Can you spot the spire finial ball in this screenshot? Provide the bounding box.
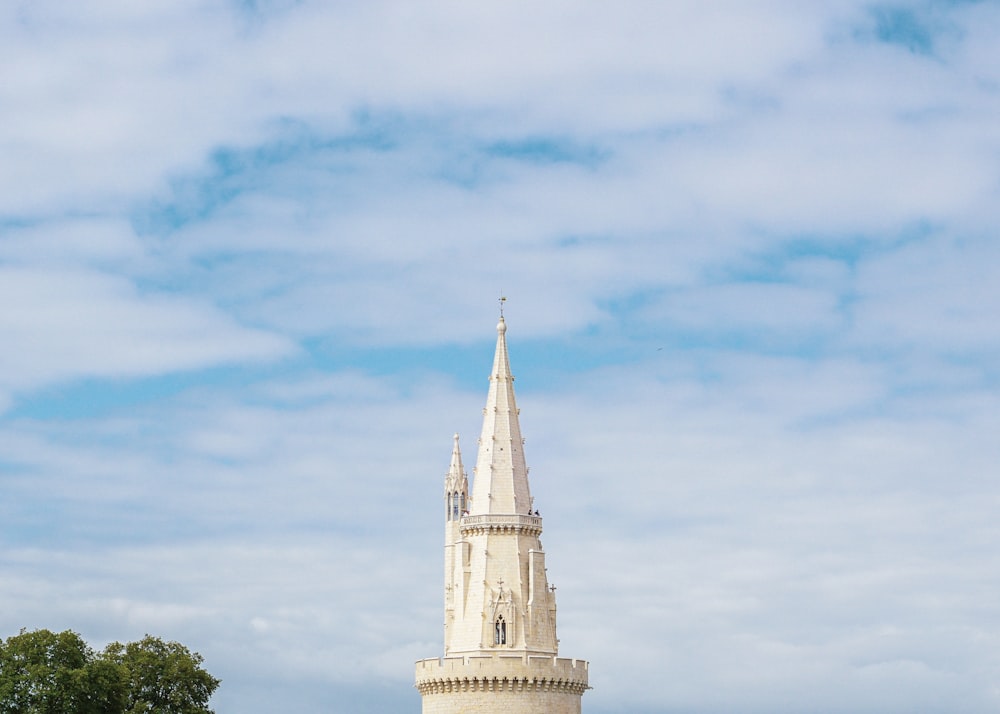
[497,317,507,334]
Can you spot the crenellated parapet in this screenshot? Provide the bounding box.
[460,513,543,537]
[415,654,589,696]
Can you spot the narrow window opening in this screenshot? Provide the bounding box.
[494,615,506,645]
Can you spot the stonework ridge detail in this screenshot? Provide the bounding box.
[416,316,590,714]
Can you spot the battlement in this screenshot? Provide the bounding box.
[415,653,589,696]
[460,513,543,536]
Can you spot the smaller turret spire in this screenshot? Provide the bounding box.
[450,433,463,471]
[444,433,468,521]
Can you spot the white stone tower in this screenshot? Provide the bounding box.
[415,316,589,713]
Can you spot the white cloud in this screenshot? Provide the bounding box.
[0,265,293,407]
[854,232,1000,352]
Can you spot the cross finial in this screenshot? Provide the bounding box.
[498,293,506,318]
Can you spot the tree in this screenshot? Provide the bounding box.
[0,628,125,714]
[0,630,219,714]
[103,636,220,714]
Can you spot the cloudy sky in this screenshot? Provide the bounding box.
[2,1,999,712]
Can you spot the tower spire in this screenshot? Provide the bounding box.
[468,314,531,516]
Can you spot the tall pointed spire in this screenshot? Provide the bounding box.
[468,316,532,516]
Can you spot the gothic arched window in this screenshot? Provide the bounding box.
[494,615,506,645]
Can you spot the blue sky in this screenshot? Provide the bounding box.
[2,1,999,712]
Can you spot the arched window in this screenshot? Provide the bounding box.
[494,615,506,645]
[451,493,460,519]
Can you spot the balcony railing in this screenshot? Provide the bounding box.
[460,513,542,530]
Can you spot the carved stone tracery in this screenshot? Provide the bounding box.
[489,582,515,647]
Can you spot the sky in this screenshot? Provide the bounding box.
[1,0,999,712]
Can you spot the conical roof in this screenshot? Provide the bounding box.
[445,433,467,493]
[469,317,532,515]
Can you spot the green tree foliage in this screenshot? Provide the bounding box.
[0,629,125,714]
[0,630,219,714]
[104,636,220,714]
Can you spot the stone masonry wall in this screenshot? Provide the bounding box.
[420,687,582,714]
